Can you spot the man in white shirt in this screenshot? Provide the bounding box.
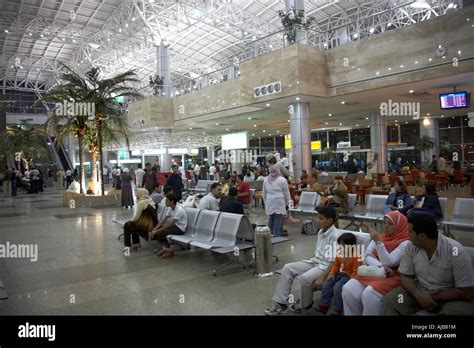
[265,206,340,315]
[135,164,145,188]
[197,183,221,211]
[209,164,216,180]
[149,193,187,259]
[193,162,200,183]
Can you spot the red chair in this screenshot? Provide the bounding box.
[404,175,415,186]
[453,170,467,186]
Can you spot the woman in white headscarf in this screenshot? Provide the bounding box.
[123,188,157,251]
[263,164,291,237]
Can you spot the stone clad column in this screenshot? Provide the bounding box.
[285,0,308,44]
[370,112,388,174]
[157,44,170,97]
[289,102,311,180]
[419,118,439,165]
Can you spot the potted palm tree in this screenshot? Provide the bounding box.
[40,65,141,195]
[415,135,435,171]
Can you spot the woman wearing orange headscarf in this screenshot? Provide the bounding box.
[342,210,410,315]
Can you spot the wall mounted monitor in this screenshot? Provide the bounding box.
[439,91,470,109]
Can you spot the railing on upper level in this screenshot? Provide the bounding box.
[134,2,462,99]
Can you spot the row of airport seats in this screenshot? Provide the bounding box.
[169,208,290,275]
[290,191,474,238]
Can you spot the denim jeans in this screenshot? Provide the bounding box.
[268,213,283,237]
[320,272,350,311]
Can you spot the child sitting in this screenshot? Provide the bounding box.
[317,232,361,315]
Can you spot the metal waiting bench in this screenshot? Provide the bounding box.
[289,191,320,215]
[186,180,217,194]
[442,198,474,238]
[169,208,290,275]
[340,194,386,230]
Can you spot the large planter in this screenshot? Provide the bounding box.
[62,189,121,208]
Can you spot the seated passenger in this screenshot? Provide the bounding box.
[219,187,245,215]
[66,176,80,194]
[150,183,164,205]
[300,170,309,189]
[383,179,413,215]
[383,213,474,315]
[149,194,187,258]
[342,210,409,315]
[197,183,221,211]
[236,174,250,205]
[123,188,157,251]
[264,206,340,315]
[407,183,442,220]
[318,180,349,215]
[317,232,361,315]
[160,185,173,205]
[219,177,229,196]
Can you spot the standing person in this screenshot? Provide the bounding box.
[178,164,186,181]
[438,155,446,172]
[73,167,79,180]
[235,174,250,205]
[342,210,409,315]
[383,213,474,315]
[47,168,54,186]
[209,163,216,181]
[11,168,17,196]
[166,165,184,201]
[264,207,340,315]
[38,169,44,192]
[142,162,157,195]
[65,169,72,189]
[300,170,309,189]
[29,167,40,194]
[199,163,207,180]
[120,168,134,209]
[3,166,12,198]
[122,188,157,251]
[111,166,118,188]
[135,163,145,188]
[430,155,438,173]
[266,153,290,178]
[149,194,187,259]
[103,166,109,184]
[262,164,291,237]
[193,162,200,184]
[57,169,65,190]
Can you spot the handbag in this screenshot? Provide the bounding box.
[357,265,386,278]
[135,205,157,232]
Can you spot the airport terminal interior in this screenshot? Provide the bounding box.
[1,0,474,317]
